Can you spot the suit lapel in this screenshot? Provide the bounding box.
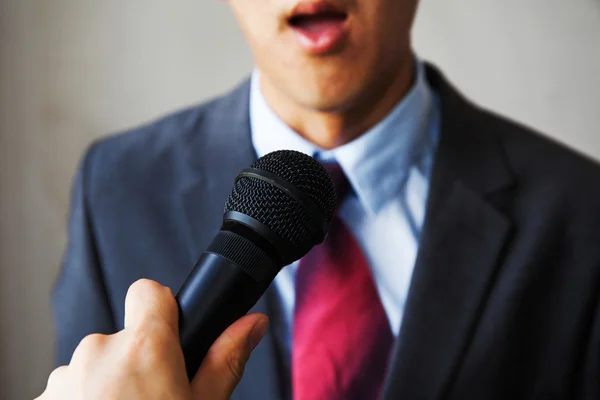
[383,66,515,399]
[179,81,283,400]
[180,81,257,259]
[383,179,512,400]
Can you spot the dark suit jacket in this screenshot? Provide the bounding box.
[53,64,600,399]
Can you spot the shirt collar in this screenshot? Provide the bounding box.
[250,60,436,215]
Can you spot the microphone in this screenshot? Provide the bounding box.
[175,150,337,379]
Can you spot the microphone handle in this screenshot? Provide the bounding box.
[176,251,268,379]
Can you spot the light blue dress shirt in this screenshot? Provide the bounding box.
[250,60,441,368]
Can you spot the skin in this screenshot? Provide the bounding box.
[37,280,269,400]
[227,0,419,149]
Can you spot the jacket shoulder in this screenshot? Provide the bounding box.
[86,100,212,181]
[468,105,600,240]
[475,106,600,192]
[79,79,250,199]
[426,63,600,195]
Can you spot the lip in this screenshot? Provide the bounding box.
[287,1,349,55]
[289,0,346,17]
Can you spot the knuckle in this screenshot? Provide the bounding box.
[77,333,106,355]
[146,322,175,349]
[125,325,171,368]
[152,286,178,323]
[47,366,67,386]
[70,333,106,368]
[160,287,178,314]
[224,351,246,384]
[129,278,161,297]
[126,332,157,364]
[128,279,176,315]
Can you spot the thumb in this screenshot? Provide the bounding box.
[191,313,269,400]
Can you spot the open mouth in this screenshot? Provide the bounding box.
[287,2,349,53]
[288,2,348,28]
[288,11,348,29]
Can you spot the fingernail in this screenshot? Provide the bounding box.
[248,317,269,350]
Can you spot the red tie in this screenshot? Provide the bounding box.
[292,163,394,400]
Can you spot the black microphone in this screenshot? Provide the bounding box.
[175,150,337,379]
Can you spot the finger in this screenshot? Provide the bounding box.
[191,313,269,400]
[69,333,107,367]
[47,365,68,385]
[124,279,179,336]
[36,366,68,399]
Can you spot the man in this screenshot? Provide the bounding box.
[53,0,600,399]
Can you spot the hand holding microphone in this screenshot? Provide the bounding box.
[177,150,336,378]
[37,279,269,400]
[38,150,335,398]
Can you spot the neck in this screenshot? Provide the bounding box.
[259,58,415,150]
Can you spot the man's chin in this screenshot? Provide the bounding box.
[302,80,361,111]
[291,89,361,114]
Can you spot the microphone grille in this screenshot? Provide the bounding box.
[250,150,336,224]
[225,150,336,263]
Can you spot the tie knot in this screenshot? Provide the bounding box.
[322,162,352,207]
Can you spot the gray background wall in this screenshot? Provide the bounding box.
[1,1,599,398]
